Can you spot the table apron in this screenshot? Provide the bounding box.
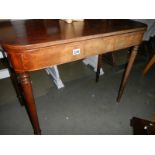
[7,31,144,73]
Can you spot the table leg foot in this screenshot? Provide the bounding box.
[34,129,42,135]
[96,54,103,82]
[117,45,139,103]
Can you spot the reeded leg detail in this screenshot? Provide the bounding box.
[117,45,139,103]
[19,72,41,135]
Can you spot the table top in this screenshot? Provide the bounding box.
[0,19,146,50]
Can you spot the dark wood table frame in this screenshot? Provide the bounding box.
[0,19,147,134]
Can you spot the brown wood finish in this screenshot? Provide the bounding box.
[4,31,144,72]
[19,72,41,134]
[0,19,147,134]
[117,45,139,102]
[2,52,25,106]
[143,54,155,75]
[8,66,25,106]
[131,117,155,135]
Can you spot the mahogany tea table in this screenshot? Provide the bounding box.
[0,19,147,134]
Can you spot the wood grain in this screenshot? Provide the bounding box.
[0,19,147,134]
[5,31,144,72]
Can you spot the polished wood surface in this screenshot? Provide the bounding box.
[117,45,139,102]
[0,19,146,48]
[19,72,41,134]
[0,19,147,134]
[131,117,155,135]
[0,20,146,73]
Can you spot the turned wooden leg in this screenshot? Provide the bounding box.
[117,45,139,103]
[3,56,25,106]
[3,53,25,105]
[143,54,155,76]
[96,54,103,82]
[9,67,25,106]
[19,72,41,135]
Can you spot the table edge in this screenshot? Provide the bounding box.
[2,27,147,52]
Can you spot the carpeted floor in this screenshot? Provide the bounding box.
[0,59,155,135]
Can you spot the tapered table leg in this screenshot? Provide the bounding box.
[9,67,25,106]
[117,45,139,103]
[96,54,103,82]
[143,54,155,76]
[19,72,41,135]
[3,55,25,106]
